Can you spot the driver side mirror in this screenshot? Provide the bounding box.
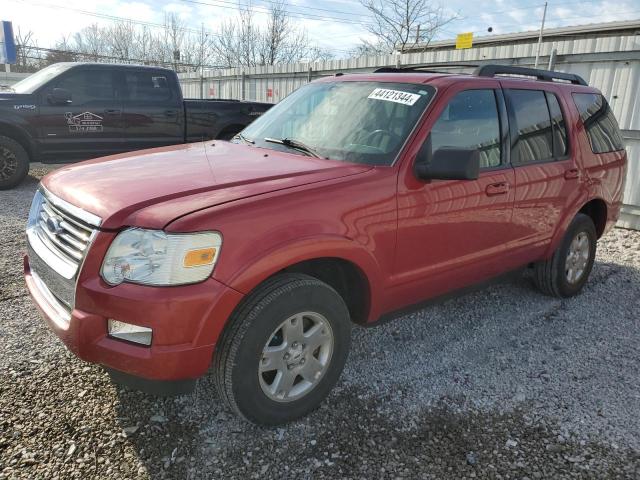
[415,143,480,181]
[48,88,72,105]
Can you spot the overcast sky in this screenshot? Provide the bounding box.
[4,0,640,57]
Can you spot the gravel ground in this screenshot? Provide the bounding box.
[1,165,639,479]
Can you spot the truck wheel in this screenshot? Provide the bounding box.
[213,273,351,425]
[0,135,29,190]
[533,213,597,298]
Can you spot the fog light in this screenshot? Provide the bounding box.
[108,319,152,346]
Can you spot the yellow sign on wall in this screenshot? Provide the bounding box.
[456,32,473,49]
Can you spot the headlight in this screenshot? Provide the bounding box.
[101,228,222,286]
[27,189,45,230]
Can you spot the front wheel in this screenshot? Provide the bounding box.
[533,213,597,298]
[213,273,351,425]
[0,135,30,190]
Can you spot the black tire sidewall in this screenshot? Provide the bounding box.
[554,214,597,297]
[0,136,29,190]
[230,281,351,425]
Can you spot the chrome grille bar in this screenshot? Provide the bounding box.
[27,187,101,309]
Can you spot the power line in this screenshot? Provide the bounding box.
[10,0,222,37]
[194,0,365,18]
[178,0,375,26]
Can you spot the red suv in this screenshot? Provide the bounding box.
[24,65,627,424]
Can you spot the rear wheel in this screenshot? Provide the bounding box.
[213,273,351,425]
[0,135,29,190]
[533,213,597,298]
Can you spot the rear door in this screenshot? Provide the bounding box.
[502,85,579,257]
[37,67,124,161]
[121,68,184,150]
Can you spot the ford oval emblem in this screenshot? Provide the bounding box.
[46,216,64,235]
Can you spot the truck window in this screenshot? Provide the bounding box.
[508,89,554,165]
[546,92,568,157]
[52,70,116,105]
[572,93,625,153]
[125,71,172,102]
[429,89,501,169]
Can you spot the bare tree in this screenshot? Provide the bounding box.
[14,28,39,72]
[73,23,107,61]
[257,1,289,66]
[359,0,456,54]
[164,13,186,70]
[213,1,333,68]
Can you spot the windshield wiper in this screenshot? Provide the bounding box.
[264,137,324,159]
[232,133,254,145]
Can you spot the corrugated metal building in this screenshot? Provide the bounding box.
[178,20,640,229]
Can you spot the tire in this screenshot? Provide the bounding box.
[533,213,597,298]
[0,135,30,190]
[213,273,351,425]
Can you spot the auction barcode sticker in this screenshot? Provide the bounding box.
[368,88,421,106]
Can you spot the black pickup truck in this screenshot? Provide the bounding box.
[0,62,272,188]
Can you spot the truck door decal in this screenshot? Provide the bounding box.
[65,112,103,133]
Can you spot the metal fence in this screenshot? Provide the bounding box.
[182,32,640,229]
[0,71,29,87]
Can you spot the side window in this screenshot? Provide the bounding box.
[546,93,568,157]
[125,71,172,102]
[508,89,553,164]
[429,89,501,168]
[53,70,116,105]
[572,93,625,153]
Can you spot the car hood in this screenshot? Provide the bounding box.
[42,141,372,230]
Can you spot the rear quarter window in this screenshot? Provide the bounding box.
[572,93,625,153]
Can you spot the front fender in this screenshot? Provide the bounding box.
[222,234,386,322]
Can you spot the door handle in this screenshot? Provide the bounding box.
[164,109,179,116]
[564,168,580,180]
[485,182,510,196]
[103,109,121,115]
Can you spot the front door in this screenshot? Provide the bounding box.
[37,67,124,161]
[121,69,184,151]
[391,85,517,309]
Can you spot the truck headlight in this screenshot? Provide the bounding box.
[101,228,222,286]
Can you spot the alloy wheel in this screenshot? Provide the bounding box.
[565,231,590,284]
[258,311,334,402]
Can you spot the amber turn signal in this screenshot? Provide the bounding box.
[183,247,217,268]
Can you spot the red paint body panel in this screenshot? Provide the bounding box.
[26,72,628,384]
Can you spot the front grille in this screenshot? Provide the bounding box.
[26,187,101,311]
[37,197,93,267]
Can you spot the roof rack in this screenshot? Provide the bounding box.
[473,64,588,85]
[373,63,479,74]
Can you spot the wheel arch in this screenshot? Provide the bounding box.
[545,196,609,258]
[223,237,384,325]
[578,198,607,238]
[0,121,35,160]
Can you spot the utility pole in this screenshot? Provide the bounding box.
[200,23,206,99]
[534,1,548,68]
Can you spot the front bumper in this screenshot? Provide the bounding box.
[24,254,244,384]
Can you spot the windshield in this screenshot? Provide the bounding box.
[238,81,435,166]
[11,63,74,94]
